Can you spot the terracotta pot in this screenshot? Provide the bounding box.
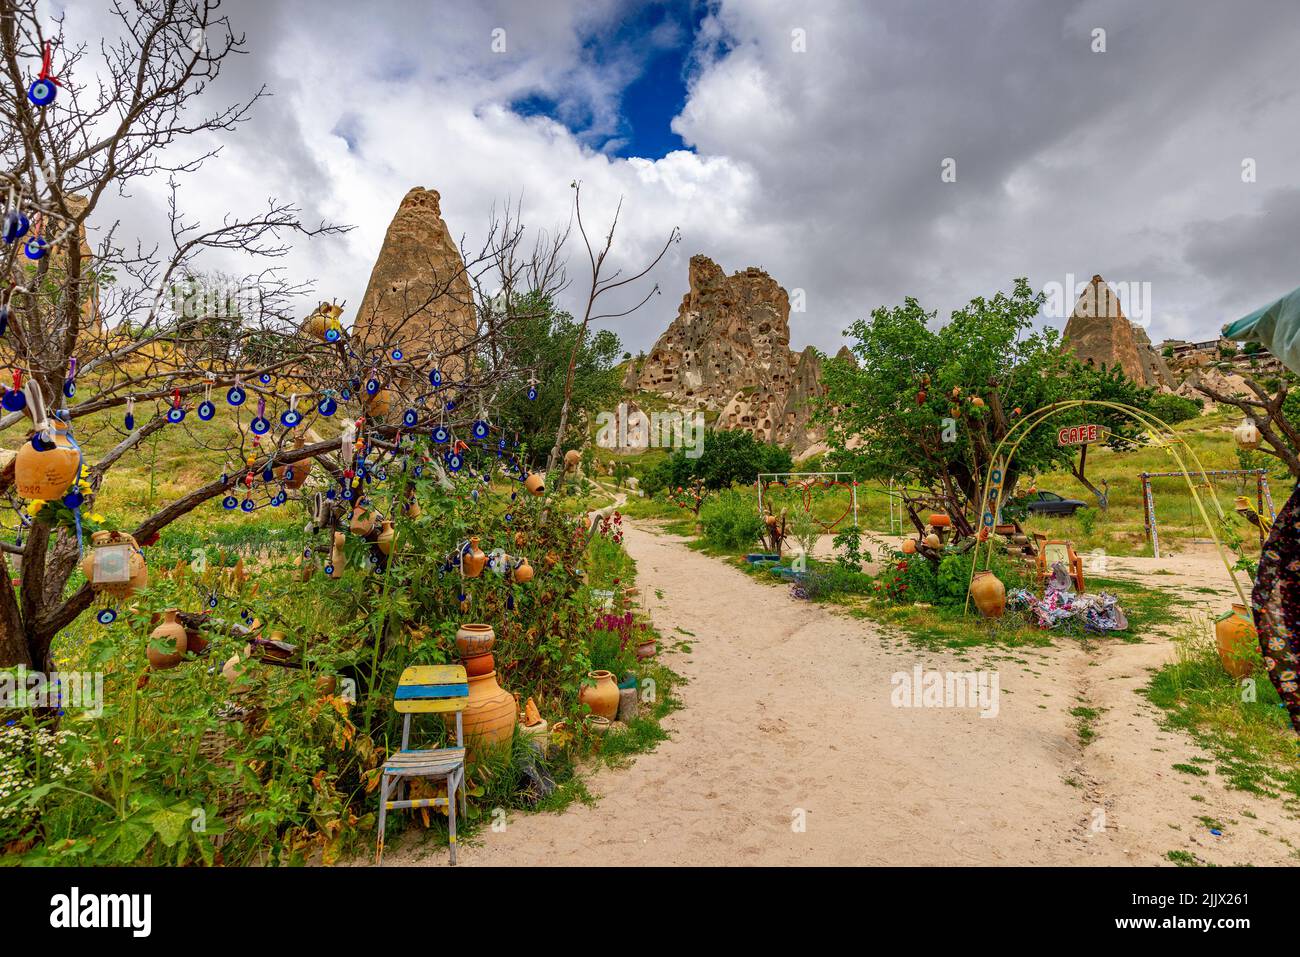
[365,388,395,419]
[524,473,546,496]
[315,674,338,696]
[902,538,917,555]
[330,531,346,578]
[584,714,612,735]
[464,652,494,678]
[969,570,1006,619]
[513,557,534,583]
[274,435,312,490]
[564,449,582,472]
[923,532,941,549]
[455,623,496,659]
[928,513,951,528]
[147,609,188,670]
[221,653,255,694]
[80,530,148,600]
[15,424,80,501]
[350,506,376,538]
[579,670,620,720]
[994,524,1016,535]
[459,670,516,748]
[405,498,422,520]
[462,537,487,578]
[376,520,395,556]
[1214,604,1256,679]
[636,639,656,660]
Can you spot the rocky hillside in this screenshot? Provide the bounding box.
[1062,274,1172,389]
[623,254,829,454]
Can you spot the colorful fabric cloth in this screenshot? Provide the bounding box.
[1251,483,1300,734]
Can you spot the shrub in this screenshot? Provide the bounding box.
[1075,506,1097,536]
[700,489,764,551]
[642,429,792,496]
[1147,393,1202,425]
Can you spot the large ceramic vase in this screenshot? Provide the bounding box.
[456,623,496,658]
[80,530,148,599]
[579,670,620,720]
[1214,604,1256,679]
[15,424,80,501]
[147,609,188,670]
[450,624,515,748]
[969,570,1006,619]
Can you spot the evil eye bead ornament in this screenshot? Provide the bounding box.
[167,406,186,423]
[226,385,246,406]
[527,384,538,401]
[0,306,8,336]
[1,210,28,244]
[23,237,47,260]
[280,408,302,428]
[432,425,450,444]
[391,349,404,361]
[96,608,117,625]
[2,387,25,412]
[324,324,341,342]
[241,497,255,513]
[365,377,380,397]
[472,420,489,441]
[259,373,272,385]
[198,400,215,421]
[429,369,442,388]
[222,495,238,510]
[446,451,463,472]
[402,409,418,428]
[317,395,337,416]
[26,77,56,107]
[250,415,270,435]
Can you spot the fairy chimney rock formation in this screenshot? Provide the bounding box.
[353,187,475,379]
[1062,274,1169,389]
[629,255,824,450]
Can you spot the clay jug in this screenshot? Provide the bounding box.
[147,609,188,670]
[923,532,941,549]
[376,520,395,556]
[1233,418,1261,450]
[455,623,495,660]
[350,506,375,538]
[969,570,1006,619]
[15,422,80,501]
[462,537,487,578]
[524,473,545,496]
[1214,604,1256,679]
[564,449,582,472]
[513,557,534,583]
[902,538,917,555]
[579,670,620,720]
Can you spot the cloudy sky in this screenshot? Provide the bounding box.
[57,0,1300,354]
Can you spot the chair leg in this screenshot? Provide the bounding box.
[458,768,467,818]
[447,773,458,866]
[376,774,390,865]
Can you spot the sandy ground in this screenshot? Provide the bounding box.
[384,523,1297,867]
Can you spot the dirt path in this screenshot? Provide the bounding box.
[387,523,1297,866]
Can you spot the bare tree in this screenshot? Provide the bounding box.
[544,181,678,486]
[1198,374,1300,479]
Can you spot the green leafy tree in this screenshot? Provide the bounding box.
[643,429,792,496]
[815,278,1152,531]
[496,292,624,467]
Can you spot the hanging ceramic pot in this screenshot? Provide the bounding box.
[329,531,346,578]
[349,505,375,537]
[461,537,487,578]
[928,513,951,528]
[524,473,546,496]
[969,570,1006,619]
[564,449,582,472]
[1214,604,1257,679]
[579,670,620,720]
[512,557,534,583]
[902,538,917,555]
[1233,418,1261,450]
[376,520,395,556]
[80,530,148,600]
[15,421,79,501]
[147,609,188,670]
[274,434,312,489]
[923,532,941,549]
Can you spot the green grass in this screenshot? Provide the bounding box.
[1144,623,1300,804]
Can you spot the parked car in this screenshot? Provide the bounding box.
[1020,490,1087,517]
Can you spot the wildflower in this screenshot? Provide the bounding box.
[89,512,105,523]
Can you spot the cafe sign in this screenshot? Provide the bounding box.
[1057,423,1103,446]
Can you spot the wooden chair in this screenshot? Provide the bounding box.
[1037,539,1085,593]
[377,665,469,865]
